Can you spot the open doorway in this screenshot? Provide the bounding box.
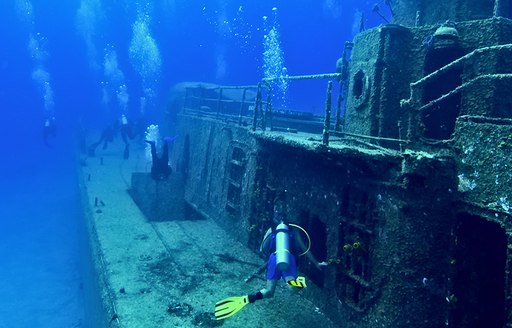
[306,215,327,287]
[450,214,507,327]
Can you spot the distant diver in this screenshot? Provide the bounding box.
[43,117,56,147]
[145,136,175,181]
[120,114,136,159]
[214,199,328,320]
[88,123,115,157]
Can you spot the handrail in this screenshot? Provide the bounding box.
[183,73,344,142]
[262,72,341,83]
[399,44,512,147]
[402,44,512,107]
[417,73,512,113]
[185,95,257,104]
[185,84,259,90]
[183,84,262,125]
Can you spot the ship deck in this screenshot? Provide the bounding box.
[79,141,340,328]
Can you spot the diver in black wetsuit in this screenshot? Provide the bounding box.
[120,114,135,159]
[43,117,56,147]
[145,137,173,181]
[88,124,115,156]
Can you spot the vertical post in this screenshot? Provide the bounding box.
[415,10,422,27]
[259,88,265,129]
[252,83,262,131]
[268,87,274,131]
[397,120,403,152]
[335,41,353,132]
[359,12,366,32]
[238,88,247,126]
[263,87,272,131]
[216,88,223,118]
[494,0,503,17]
[323,81,333,146]
[406,82,423,146]
[400,99,415,144]
[335,81,343,132]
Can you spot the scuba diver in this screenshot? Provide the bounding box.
[43,116,56,147]
[88,123,115,156]
[120,114,135,159]
[214,200,328,320]
[145,136,175,181]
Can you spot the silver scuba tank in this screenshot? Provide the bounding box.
[275,222,291,271]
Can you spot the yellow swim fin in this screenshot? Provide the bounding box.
[287,276,307,289]
[214,295,250,320]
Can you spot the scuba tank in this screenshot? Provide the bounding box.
[275,222,291,271]
[121,114,129,126]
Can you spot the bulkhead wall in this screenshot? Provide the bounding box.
[170,114,258,243]
[456,19,512,119]
[343,28,382,137]
[344,25,412,143]
[242,134,457,328]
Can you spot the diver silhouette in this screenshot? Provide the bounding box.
[43,117,56,147]
[145,136,175,181]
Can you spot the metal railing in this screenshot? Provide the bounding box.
[402,44,512,109]
[400,43,512,143]
[181,74,345,141]
[183,84,260,125]
[254,73,344,142]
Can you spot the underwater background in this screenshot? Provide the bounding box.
[0,1,389,327]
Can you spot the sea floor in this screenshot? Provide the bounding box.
[81,140,339,328]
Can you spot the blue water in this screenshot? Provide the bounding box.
[0,1,388,327]
[0,129,84,328]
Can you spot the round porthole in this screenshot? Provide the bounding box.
[352,69,370,109]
